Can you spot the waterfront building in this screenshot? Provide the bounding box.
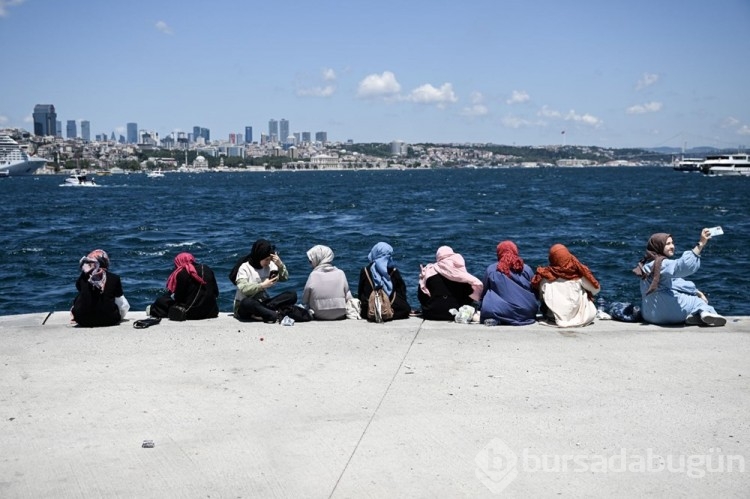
[280,119,289,144]
[81,120,90,142]
[310,153,339,169]
[245,126,253,144]
[127,123,138,144]
[66,120,77,139]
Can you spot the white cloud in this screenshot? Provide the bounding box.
[636,72,659,90]
[738,125,750,136]
[460,105,489,117]
[406,83,458,108]
[565,109,602,127]
[506,90,530,105]
[357,71,401,99]
[0,0,25,17]
[322,68,336,81]
[297,85,336,97]
[155,20,173,35]
[537,105,561,118]
[502,115,542,129]
[0,115,9,125]
[626,101,663,114]
[722,116,740,128]
[23,115,32,123]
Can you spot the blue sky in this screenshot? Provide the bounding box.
[1,0,749,148]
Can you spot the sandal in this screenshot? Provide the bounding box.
[133,317,161,329]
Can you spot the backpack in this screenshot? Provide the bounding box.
[364,267,395,323]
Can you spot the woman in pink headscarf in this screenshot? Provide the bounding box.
[71,249,128,327]
[151,252,219,320]
[531,244,600,327]
[479,241,538,325]
[418,246,483,321]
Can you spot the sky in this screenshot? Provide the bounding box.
[1,0,749,149]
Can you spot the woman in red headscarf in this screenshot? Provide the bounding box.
[166,252,219,320]
[479,241,538,325]
[531,244,600,327]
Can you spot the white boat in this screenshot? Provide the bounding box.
[672,157,704,172]
[701,154,750,176]
[61,172,98,187]
[0,135,48,176]
[146,169,165,178]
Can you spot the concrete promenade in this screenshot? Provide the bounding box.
[1,312,748,498]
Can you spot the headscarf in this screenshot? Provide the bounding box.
[419,246,483,300]
[531,244,600,291]
[632,233,671,295]
[166,252,206,293]
[367,242,394,296]
[496,241,525,277]
[307,245,334,270]
[79,249,109,293]
[249,239,275,269]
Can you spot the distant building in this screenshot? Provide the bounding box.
[391,140,407,156]
[127,122,138,144]
[280,119,289,144]
[315,131,328,143]
[81,120,90,141]
[301,132,311,143]
[245,126,253,144]
[32,103,57,136]
[268,119,278,143]
[56,122,62,137]
[66,120,77,139]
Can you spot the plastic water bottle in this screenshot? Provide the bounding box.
[483,318,498,326]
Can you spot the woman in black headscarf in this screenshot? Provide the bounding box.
[231,239,296,323]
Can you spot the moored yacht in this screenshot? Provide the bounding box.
[672,157,704,172]
[0,135,49,176]
[701,154,750,176]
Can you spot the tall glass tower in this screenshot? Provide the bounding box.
[66,120,77,139]
[32,104,57,136]
[245,126,253,144]
[81,121,90,142]
[279,119,289,143]
[268,119,278,142]
[127,122,138,144]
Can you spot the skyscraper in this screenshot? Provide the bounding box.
[315,131,328,143]
[245,126,253,144]
[33,105,56,136]
[127,122,138,144]
[81,120,90,142]
[66,120,77,139]
[279,119,289,143]
[268,119,278,142]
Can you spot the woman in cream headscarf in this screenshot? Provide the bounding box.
[302,245,352,320]
[531,243,600,327]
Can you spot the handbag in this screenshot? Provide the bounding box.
[168,265,203,321]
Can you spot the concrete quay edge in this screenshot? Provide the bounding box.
[1,312,748,498]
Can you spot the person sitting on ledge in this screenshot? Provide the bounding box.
[532,244,600,327]
[166,252,220,320]
[302,244,352,320]
[358,242,411,321]
[418,246,483,321]
[480,240,538,325]
[633,230,725,326]
[232,239,296,323]
[71,249,129,327]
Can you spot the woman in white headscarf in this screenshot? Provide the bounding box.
[302,245,352,320]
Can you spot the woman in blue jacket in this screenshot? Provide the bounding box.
[479,241,538,325]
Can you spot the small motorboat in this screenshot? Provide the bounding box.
[147,169,165,178]
[61,173,98,187]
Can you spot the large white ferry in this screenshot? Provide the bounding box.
[701,154,750,176]
[0,135,48,176]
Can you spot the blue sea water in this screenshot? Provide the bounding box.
[1,167,748,317]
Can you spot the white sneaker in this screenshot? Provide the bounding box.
[700,311,727,327]
[685,314,702,326]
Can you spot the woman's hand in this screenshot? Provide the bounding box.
[700,228,711,246]
[696,290,708,303]
[270,253,283,267]
[262,275,278,289]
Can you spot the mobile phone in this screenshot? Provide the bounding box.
[269,270,279,278]
[707,226,724,237]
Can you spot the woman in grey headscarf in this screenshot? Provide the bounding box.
[302,245,352,320]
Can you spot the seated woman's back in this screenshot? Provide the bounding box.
[302,245,351,320]
[358,242,411,321]
[480,241,538,326]
[418,246,482,321]
[71,249,125,327]
[169,253,219,320]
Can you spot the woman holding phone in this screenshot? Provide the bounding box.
[633,228,726,326]
[232,239,296,323]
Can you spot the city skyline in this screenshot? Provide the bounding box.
[1,0,749,149]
